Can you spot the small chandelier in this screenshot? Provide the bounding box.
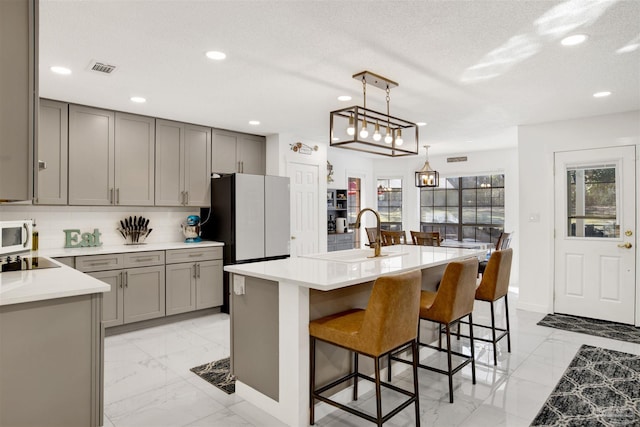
[329,71,418,157]
[415,145,439,187]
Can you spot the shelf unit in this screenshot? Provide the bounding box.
[327,188,354,252]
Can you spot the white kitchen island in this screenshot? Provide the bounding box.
[225,244,484,427]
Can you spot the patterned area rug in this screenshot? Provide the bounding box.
[190,357,235,394]
[537,313,640,344]
[531,345,640,426]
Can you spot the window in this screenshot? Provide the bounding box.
[567,165,618,238]
[420,174,504,245]
[347,177,362,247]
[377,178,402,231]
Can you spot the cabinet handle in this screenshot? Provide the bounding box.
[116,188,120,205]
[241,161,244,173]
[188,253,203,257]
[237,161,241,173]
[134,257,155,262]
[196,263,201,278]
[120,271,124,288]
[110,188,114,204]
[124,271,128,288]
[89,261,111,266]
[185,191,189,205]
[192,264,197,278]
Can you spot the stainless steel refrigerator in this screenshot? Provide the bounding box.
[200,173,290,312]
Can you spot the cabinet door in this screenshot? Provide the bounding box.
[237,136,265,175]
[123,266,165,323]
[184,124,211,206]
[195,259,223,309]
[212,131,238,173]
[37,99,68,204]
[165,262,196,315]
[115,113,155,206]
[0,0,34,202]
[69,105,115,205]
[89,270,124,327]
[155,119,184,206]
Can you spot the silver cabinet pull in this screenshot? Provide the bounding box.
[237,161,241,173]
[196,263,201,278]
[119,271,123,288]
[38,160,47,170]
[192,264,197,278]
[110,188,114,204]
[116,188,120,204]
[124,271,128,287]
[185,191,189,205]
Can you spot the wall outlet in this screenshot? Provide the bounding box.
[233,275,246,295]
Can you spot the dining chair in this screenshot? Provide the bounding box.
[365,227,379,246]
[410,231,441,246]
[381,230,408,246]
[309,270,422,426]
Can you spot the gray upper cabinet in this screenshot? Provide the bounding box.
[68,105,115,205]
[212,130,265,175]
[69,106,155,206]
[155,119,211,206]
[36,99,68,205]
[0,0,36,202]
[115,112,155,206]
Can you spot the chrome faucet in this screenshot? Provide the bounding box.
[355,208,383,257]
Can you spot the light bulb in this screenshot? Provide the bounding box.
[359,118,368,138]
[384,127,392,144]
[395,129,403,146]
[373,121,381,141]
[346,116,355,136]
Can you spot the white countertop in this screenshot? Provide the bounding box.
[224,245,485,291]
[0,257,110,306]
[37,240,224,258]
[1,241,225,307]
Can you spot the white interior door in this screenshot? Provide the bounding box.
[554,146,636,324]
[288,162,319,257]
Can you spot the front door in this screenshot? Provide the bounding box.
[288,161,319,257]
[554,146,636,324]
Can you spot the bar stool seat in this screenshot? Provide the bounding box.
[309,270,422,426]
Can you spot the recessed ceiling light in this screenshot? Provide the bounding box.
[593,91,611,98]
[205,51,226,60]
[561,34,588,46]
[416,122,427,127]
[249,120,260,126]
[130,96,146,103]
[616,43,639,54]
[337,95,352,102]
[50,66,71,75]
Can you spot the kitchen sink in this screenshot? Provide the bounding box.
[302,247,409,263]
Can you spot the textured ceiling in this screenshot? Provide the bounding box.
[39,0,640,155]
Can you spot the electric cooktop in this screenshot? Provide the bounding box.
[0,255,61,273]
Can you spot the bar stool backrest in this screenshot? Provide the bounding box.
[427,258,478,324]
[476,248,513,301]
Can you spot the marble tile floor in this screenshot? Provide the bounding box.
[103,293,640,427]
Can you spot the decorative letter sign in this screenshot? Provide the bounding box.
[63,229,103,248]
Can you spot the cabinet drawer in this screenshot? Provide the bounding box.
[124,251,165,268]
[335,234,353,243]
[76,254,124,272]
[166,247,222,264]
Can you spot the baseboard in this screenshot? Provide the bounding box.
[105,307,221,336]
[514,301,548,314]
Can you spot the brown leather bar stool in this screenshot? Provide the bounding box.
[390,258,478,403]
[309,270,422,426]
[459,248,513,365]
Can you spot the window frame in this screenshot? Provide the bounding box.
[376,177,403,231]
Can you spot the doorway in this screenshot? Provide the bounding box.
[553,146,636,324]
[288,161,319,257]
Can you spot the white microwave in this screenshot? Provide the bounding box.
[0,220,32,255]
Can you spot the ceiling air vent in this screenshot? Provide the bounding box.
[447,156,468,163]
[89,61,117,74]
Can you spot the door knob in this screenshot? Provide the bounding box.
[291,236,296,240]
[617,242,632,249]
[625,230,633,236]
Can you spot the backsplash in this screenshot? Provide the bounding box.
[0,205,198,249]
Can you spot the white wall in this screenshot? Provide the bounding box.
[0,205,198,249]
[517,110,640,314]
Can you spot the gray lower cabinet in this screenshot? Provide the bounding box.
[0,293,103,427]
[77,251,166,327]
[328,232,354,252]
[166,247,223,315]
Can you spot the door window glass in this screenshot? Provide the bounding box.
[567,165,619,238]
